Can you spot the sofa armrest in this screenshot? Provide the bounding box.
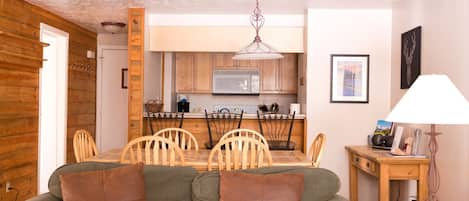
[26,193,61,201]
[327,194,349,201]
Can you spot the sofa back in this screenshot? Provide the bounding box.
[48,162,198,201]
[48,163,341,201]
[192,166,341,201]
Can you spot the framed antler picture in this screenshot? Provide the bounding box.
[401,26,422,89]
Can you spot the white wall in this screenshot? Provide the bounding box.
[98,30,163,106]
[306,9,392,200]
[391,0,469,200]
[144,12,162,103]
[148,14,304,52]
[97,33,128,46]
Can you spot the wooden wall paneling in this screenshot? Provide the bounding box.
[0,1,97,200]
[127,8,145,141]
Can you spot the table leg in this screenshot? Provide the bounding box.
[349,153,358,201]
[379,164,389,201]
[418,164,429,201]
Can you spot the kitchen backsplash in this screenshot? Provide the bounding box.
[179,94,298,114]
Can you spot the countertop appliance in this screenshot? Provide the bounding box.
[212,69,259,95]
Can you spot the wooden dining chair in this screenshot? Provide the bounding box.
[73,129,98,163]
[120,136,185,166]
[257,111,296,150]
[153,128,199,150]
[208,136,272,171]
[146,112,184,135]
[308,133,326,168]
[204,110,244,149]
[219,129,268,146]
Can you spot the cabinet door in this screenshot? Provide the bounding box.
[193,53,212,93]
[279,54,298,93]
[213,53,235,68]
[260,59,280,93]
[175,53,194,93]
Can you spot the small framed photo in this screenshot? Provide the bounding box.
[330,54,369,103]
[121,68,128,89]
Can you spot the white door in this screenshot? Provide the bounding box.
[38,24,69,193]
[97,48,128,152]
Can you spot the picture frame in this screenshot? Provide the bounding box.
[121,68,128,89]
[400,26,422,89]
[330,54,370,103]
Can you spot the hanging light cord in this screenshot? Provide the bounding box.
[250,0,265,42]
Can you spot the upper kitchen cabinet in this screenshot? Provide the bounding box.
[212,53,259,69]
[259,54,298,94]
[175,52,212,93]
[175,53,195,93]
[193,53,212,93]
[175,52,298,94]
[213,53,235,68]
[260,60,280,93]
[279,54,298,93]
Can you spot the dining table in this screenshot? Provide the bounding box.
[85,149,313,171]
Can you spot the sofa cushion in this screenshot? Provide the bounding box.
[219,171,304,201]
[59,163,145,201]
[49,162,198,201]
[192,166,341,201]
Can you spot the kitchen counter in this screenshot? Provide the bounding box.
[143,113,307,152]
[144,112,306,119]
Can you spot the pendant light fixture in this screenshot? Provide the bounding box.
[232,0,283,60]
[101,22,126,34]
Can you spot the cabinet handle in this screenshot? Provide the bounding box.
[366,162,370,168]
[355,157,359,163]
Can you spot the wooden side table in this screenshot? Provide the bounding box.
[346,146,429,201]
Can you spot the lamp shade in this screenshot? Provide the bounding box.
[386,74,469,124]
[232,40,284,60]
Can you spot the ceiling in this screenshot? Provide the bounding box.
[26,0,392,33]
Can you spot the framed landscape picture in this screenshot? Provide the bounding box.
[330,54,369,103]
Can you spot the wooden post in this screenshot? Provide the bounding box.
[127,8,145,141]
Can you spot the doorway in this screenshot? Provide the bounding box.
[38,23,69,193]
[96,46,128,152]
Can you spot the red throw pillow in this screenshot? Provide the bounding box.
[220,171,304,201]
[59,163,146,201]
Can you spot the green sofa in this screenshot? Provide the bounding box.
[27,162,348,201]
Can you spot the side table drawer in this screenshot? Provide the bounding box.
[352,154,377,176]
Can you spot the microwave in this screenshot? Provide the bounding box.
[212,69,260,95]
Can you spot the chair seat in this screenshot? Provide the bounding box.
[268,141,296,150]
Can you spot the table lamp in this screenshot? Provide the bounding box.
[386,74,469,201]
